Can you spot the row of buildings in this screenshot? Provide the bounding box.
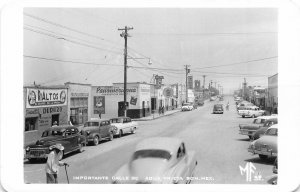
[235,73,278,115]
[24,81,198,145]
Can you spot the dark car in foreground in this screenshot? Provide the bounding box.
[25,125,86,163]
[82,119,115,145]
[213,104,224,114]
[252,118,278,140]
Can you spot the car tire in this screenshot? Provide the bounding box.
[77,143,83,153]
[259,154,268,159]
[118,130,123,138]
[248,136,252,139]
[242,115,245,118]
[109,132,114,141]
[252,114,256,118]
[93,136,99,146]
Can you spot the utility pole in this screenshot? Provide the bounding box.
[184,65,190,103]
[118,26,133,117]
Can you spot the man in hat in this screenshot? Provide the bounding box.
[45,143,68,183]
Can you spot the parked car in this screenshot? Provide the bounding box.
[252,118,278,140]
[248,124,278,159]
[110,117,138,137]
[181,103,194,111]
[25,125,86,163]
[197,100,204,106]
[213,104,224,114]
[239,116,275,139]
[82,119,116,145]
[237,102,254,110]
[112,137,197,184]
[238,106,265,118]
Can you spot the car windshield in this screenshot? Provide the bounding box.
[84,122,99,127]
[182,103,189,106]
[111,118,122,123]
[253,119,265,124]
[132,149,172,161]
[265,128,278,136]
[42,130,64,137]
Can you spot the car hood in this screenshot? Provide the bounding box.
[254,135,277,150]
[27,136,64,147]
[240,124,261,130]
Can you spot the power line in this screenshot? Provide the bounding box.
[24,55,124,67]
[25,24,124,53]
[24,27,123,55]
[24,12,121,46]
[132,31,278,36]
[193,56,278,70]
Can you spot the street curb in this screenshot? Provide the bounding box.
[132,110,180,121]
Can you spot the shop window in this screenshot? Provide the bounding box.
[25,117,38,132]
[70,107,88,125]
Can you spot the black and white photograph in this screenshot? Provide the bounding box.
[1,1,300,192]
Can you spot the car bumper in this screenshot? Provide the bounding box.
[239,130,255,136]
[248,148,277,157]
[213,111,223,114]
[25,152,48,159]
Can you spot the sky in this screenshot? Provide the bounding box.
[23,8,278,94]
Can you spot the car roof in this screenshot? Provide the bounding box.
[45,125,76,131]
[256,115,276,120]
[135,137,182,154]
[87,119,110,122]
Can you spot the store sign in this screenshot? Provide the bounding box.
[188,76,193,89]
[163,87,174,98]
[71,93,89,97]
[130,96,137,105]
[94,96,105,114]
[41,106,63,114]
[155,75,164,89]
[96,86,137,95]
[26,88,67,108]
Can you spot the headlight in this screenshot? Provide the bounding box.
[26,146,30,151]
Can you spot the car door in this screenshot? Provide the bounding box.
[62,128,74,153]
[99,121,109,138]
[69,127,79,149]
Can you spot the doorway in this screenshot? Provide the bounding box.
[52,114,59,126]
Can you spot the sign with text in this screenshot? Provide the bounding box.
[26,88,67,108]
[188,76,193,89]
[163,87,174,98]
[130,96,137,105]
[96,86,137,95]
[94,96,105,114]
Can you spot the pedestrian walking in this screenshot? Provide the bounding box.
[45,144,68,184]
[162,106,165,115]
[226,102,229,111]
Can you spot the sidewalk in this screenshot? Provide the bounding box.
[132,109,181,121]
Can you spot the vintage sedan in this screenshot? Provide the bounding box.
[82,119,116,145]
[239,116,275,139]
[238,106,265,118]
[112,137,197,184]
[213,104,224,114]
[248,124,278,159]
[181,103,193,111]
[110,117,138,137]
[25,126,86,163]
[252,118,278,140]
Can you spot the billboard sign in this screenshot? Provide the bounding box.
[26,88,67,108]
[94,96,105,114]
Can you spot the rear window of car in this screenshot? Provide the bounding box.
[111,118,123,123]
[84,122,99,127]
[132,149,172,161]
[254,119,266,124]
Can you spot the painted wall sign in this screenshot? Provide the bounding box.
[71,93,89,97]
[26,88,67,108]
[96,86,137,95]
[41,106,63,114]
[130,96,137,105]
[94,96,105,114]
[163,87,174,98]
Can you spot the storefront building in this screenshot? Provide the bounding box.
[24,85,68,145]
[65,82,92,126]
[91,82,151,119]
[266,73,278,114]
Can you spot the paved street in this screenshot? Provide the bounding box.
[24,96,276,184]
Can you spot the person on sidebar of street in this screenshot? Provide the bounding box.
[45,144,68,184]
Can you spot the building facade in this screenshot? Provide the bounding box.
[65,82,92,126]
[24,85,68,145]
[266,73,278,114]
[91,82,151,119]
